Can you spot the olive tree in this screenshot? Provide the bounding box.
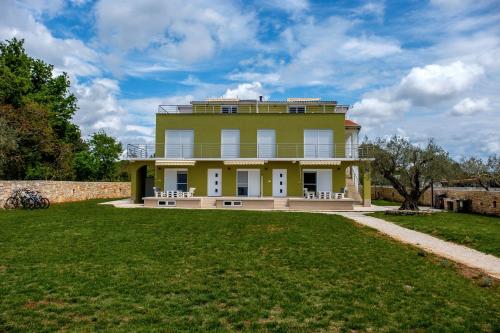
[371,136,455,210]
[460,155,499,191]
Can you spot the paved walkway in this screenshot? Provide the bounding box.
[330,212,500,279]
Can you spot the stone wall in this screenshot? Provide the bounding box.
[0,181,131,208]
[372,186,500,216]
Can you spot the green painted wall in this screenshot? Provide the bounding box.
[155,113,346,158]
[129,161,155,203]
[155,161,347,197]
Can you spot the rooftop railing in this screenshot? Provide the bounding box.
[126,143,372,160]
[157,104,350,114]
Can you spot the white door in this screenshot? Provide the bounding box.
[221,130,240,158]
[248,170,260,197]
[207,169,222,196]
[257,130,275,158]
[272,169,287,197]
[317,169,332,192]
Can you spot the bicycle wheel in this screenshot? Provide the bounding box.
[4,197,17,209]
[41,198,50,209]
[22,198,35,210]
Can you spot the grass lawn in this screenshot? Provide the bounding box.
[371,199,401,206]
[370,212,500,257]
[1,201,499,332]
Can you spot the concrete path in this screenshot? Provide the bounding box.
[330,212,500,279]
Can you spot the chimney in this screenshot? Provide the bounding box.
[259,95,263,102]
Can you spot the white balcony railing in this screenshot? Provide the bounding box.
[127,143,372,160]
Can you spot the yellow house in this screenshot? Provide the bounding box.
[127,97,372,210]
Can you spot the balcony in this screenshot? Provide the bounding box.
[126,143,372,160]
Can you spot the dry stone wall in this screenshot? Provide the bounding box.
[0,181,130,208]
[373,186,499,216]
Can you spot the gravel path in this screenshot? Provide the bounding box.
[330,212,500,279]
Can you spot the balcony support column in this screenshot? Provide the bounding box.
[362,162,372,207]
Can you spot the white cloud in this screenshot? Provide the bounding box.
[95,0,258,64]
[222,82,264,99]
[397,61,484,105]
[351,60,486,127]
[451,97,490,116]
[261,0,309,13]
[352,2,385,20]
[274,16,401,86]
[340,36,401,59]
[227,72,280,84]
[0,1,100,78]
[73,78,126,136]
[352,98,410,125]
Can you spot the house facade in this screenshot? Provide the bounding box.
[127,97,372,210]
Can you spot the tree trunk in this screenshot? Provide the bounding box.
[399,194,420,210]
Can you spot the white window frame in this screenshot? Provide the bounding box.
[288,105,306,114]
[304,129,333,158]
[257,129,276,158]
[221,129,240,158]
[164,168,188,191]
[165,129,194,158]
[221,105,238,114]
[236,169,260,197]
[303,169,332,193]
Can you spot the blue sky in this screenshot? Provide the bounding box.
[2,0,500,158]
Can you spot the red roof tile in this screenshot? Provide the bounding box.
[344,119,360,127]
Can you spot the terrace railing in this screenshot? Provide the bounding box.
[127,143,372,159]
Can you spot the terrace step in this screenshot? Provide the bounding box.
[201,197,217,208]
[273,198,289,209]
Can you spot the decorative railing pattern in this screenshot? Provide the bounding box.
[127,143,371,159]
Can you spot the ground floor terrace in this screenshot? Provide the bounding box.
[129,160,371,210]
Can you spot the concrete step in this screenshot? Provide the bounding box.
[273,198,288,209]
[201,197,217,208]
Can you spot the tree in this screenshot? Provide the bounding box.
[0,118,17,177]
[0,103,74,180]
[460,155,500,190]
[73,149,98,181]
[0,38,83,146]
[371,136,455,210]
[89,131,122,181]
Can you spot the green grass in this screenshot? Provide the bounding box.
[1,201,499,332]
[370,211,500,257]
[371,199,401,206]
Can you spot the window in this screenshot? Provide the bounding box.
[165,169,188,191]
[165,130,194,158]
[288,106,305,113]
[221,105,238,114]
[304,129,333,158]
[257,129,276,158]
[304,171,317,192]
[237,169,260,196]
[237,171,249,196]
[177,171,188,192]
[221,129,240,158]
[223,201,242,207]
